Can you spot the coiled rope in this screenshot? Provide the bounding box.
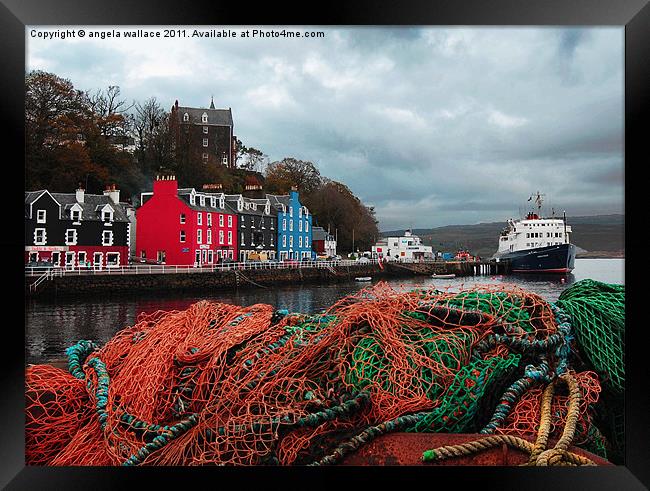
[422,372,596,466]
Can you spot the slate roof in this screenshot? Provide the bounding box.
[312,226,328,241]
[176,106,233,126]
[266,194,290,212]
[25,190,129,222]
[224,194,273,217]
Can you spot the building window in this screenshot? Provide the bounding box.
[180,213,186,224]
[78,251,87,266]
[200,196,205,206]
[203,153,209,162]
[219,214,224,227]
[34,228,46,245]
[207,213,212,226]
[227,215,232,227]
[207,229,212,244]
[141,250,146,259]
[65,229,78,245]
[299,207,302,218]
[289,221,293,232]
[71,209,82,222]
[36,209,46,224]
[220,198,225,208]
[211,197,216,207]
[183,113,189,122]
[94,252,103,267]
[202,112,208,123]
[241,232,245,246]
[102,230,113,246]
[203,138,208,147]
[299,221,302,232]
[106,252,119,267]
[197,213,202,225]
[197,229,202,243]
[299,236,303,248]
[219,230,224,244]
[237,200,243,211]
[222,155,228,165]
[203,126,208,134]
[102,209,113,222]
[282,219,286,231]
[289,236,293,248]
[180,230,186,243]
[228,231,232,244]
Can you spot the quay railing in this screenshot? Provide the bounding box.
[24,257,481,278]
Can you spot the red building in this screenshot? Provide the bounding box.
[136,177,238,266]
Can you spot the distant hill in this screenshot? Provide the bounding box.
[381,214,624,259]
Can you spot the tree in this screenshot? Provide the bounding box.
[308,180,379,253]
[237,142,269,173]
[264,158,323,195]
[130,97,173,176]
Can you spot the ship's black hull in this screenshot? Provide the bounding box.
[493,243,576,273]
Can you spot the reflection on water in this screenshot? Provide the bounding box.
[25,259,624,365]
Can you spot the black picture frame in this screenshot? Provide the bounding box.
[3,0,647,488]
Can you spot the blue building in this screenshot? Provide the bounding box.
[268,188,313,260]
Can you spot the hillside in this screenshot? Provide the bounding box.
[381,214,624,259]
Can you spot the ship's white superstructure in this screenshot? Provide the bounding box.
[495,192,572,256]
[496,216,572,255]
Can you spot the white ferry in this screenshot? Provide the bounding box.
[492,192,576,273]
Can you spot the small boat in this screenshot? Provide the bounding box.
[355,277,372,282]
[431,274,456,279]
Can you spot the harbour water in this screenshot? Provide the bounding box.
[25,258,624,365]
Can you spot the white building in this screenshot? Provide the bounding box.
[371,230,433,261]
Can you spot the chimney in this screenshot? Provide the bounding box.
[76,186,85,204]
[153,175,178,197]
[103,183,120,204]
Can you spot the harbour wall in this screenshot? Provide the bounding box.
[27,261,508,299]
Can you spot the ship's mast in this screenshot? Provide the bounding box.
[529,191,545,215]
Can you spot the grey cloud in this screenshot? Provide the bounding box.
[27,27,623,231]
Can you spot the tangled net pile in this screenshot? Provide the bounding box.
[25,279,623,466]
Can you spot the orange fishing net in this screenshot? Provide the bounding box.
[25,282,603,466]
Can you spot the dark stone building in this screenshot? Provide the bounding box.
[224,194,277,262]
[170,97,236,169]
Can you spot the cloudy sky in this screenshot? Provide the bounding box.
[27,26,624,231]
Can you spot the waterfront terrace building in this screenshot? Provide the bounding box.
[224,194,277,262]
[170,98,236,169]
[137,177,238,266]
[311,226,337,258]
[268,188,313,261]
[25,186,130,268]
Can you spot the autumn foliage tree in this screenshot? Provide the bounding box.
[25,71,145,201]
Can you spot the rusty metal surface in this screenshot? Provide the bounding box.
[339,433,613,466]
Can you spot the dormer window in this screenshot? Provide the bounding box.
[202,112,208,123]
[183,113,189,122]
[71,207,82,222]
[190,195,196,206]
[219,198,225,208]
[265,204,270,215]
[211,197,216,207]
[203,126,208,134]
[37,210,46,224]
[200,196,205,206]
[237,199,243,211]
[102,209,113,222]
[252,203,257,211]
